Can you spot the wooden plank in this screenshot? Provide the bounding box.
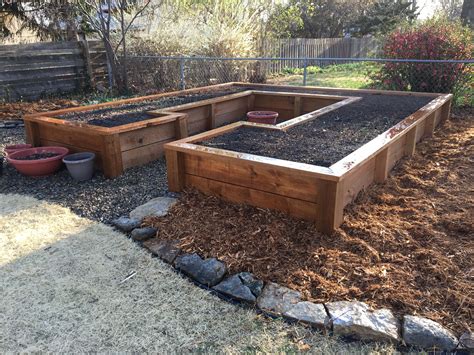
[119,121,176,151]
[317,174,344,233]
[374,147,389,183]
[301,97,340,113]
[404,125,418,157]
[294,96,302,117]
[39,124,104,151]
[166,149,185,192]
[209,103,217,129]
[102,134,123,178]
[185,174,319,222]
[214,107,248,126]
[440,100,452,122]
[24,121,41,146]
[122,139,173,170]
[386,136,405,171]
[424,112,437,137]
[214,97,248,116]
[183,153,321,203]
[175,116,189,139]
[253,94,295,111]
[343,157,375,206]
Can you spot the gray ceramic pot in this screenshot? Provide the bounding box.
[63,152,96,181]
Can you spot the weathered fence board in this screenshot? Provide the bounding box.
[263,37,380,73]
[0,40,106,101]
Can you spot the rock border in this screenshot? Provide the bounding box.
[111,197,468,353]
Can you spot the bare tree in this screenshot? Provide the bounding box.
[76,0,153,94]
[461,0,474,26]
[438,0,463,19]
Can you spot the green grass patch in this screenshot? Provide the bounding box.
[270,62,381,89]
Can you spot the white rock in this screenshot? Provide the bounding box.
[130,197,177,221]
[257,282,301,314]
[326,301,400,343]
[283,301,328,329]
[402,315,458,351]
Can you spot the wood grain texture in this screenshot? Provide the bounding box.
[184,174,319,221]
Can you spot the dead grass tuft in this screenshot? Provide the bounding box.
[146,109,473,335]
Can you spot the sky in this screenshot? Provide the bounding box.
[417,0,442,19]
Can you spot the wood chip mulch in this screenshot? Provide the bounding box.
[145,108,473,334]
[0,99,81,121]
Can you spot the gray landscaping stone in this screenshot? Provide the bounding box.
[257,282,301,314]
[213,274,256,303]
[143,239,181,264]
[283,301,328,329]
[402,315,458,351]
[129,197,177,221]
[112,216,141,232]
[459,332,474,351]
[130,227,157,241]
[238,272,264,297]
[174,253,227,287]
[326,301,400,343]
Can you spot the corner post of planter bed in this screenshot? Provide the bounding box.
[404,125,418,157]
[247,94,255,112]
[294,96,302,117]
[440,97,452,122]
[165,146,185,192]
[102,134,123,178]
[374,148,389,183]
[317,178,344,234]
[175,115,189,139]
[24,118,41,147]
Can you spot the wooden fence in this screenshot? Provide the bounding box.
[263,37,381,73]
[0,40,107,101]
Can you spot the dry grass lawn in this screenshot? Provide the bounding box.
[0,194,394,353]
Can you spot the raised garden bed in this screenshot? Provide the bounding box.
[24,83,351,177]
[164,83,452,233]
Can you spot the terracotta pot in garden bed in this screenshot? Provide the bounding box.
[7,146,69,177]
[247,111,279,125]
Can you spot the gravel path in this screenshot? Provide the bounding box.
[0,127,172,223]
[201,93,433,166]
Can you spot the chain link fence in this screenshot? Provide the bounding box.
[126,56,474,106]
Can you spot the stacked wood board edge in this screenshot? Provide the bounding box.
[164,83,453,234]
[23,83,348,177]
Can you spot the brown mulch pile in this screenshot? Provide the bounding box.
[145,108,473,334]
[0,99,81,121]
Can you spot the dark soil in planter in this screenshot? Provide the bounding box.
[15,152,60,160]
[57,89,245,127]
[200,93,433,166]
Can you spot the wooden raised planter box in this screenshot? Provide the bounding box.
[23,83,350,177]
[164,83,452,234]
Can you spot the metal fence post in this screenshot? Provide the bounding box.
[303,57,308,86]
[179,58,186,90]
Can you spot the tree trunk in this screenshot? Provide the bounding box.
[461,0,474,26]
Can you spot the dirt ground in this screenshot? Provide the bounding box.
[0,99,82,121]
[146,108,473,335]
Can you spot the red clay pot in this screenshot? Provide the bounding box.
[247,111,279,125]
[7,146,69,177]
[4,144,32,156]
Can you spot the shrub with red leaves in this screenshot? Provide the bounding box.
[375,17,473,96]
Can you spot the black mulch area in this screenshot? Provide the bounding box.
[1,127,174,223]
[200,93,434,166]
[56,89,245,127]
